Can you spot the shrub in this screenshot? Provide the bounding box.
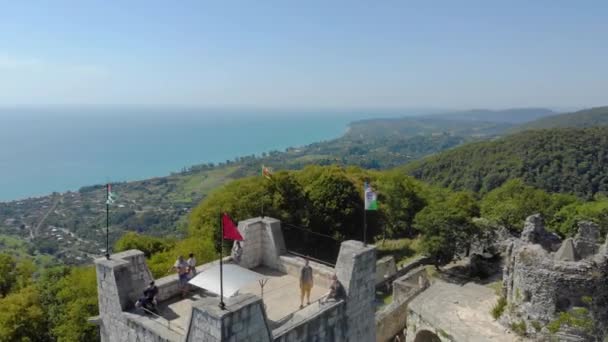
[491,296,507,320]
[510,320,527,336]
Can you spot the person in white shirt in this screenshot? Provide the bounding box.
[171,255,189,297]
[187,253,197,278]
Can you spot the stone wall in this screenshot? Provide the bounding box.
[94,250,182,342]
[273,301,346,342]
[375,256,431,291]
[185,293,272,342]
[335,240,377,342]
[375,267,429,342]
[236,217,286,270]
[376,256,397,285]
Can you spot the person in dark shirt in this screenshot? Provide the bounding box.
[322,274,345,303]
[137,281,158,313]
[143,281,158,303]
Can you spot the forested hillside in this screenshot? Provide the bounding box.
[425,108,555,123]
[404,126,608,198]
[513,106,608,131]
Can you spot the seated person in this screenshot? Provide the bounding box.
[136,281,159,312]
[322,274,346,303]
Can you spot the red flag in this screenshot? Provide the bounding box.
[222,213,243,241]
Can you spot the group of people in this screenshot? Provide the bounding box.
[172,253,197,297]
[299,258,345,309]
[135,252,197,313]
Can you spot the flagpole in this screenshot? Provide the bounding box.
[106,184,110,260]
[363,205,367,246]
[219,212,226,310]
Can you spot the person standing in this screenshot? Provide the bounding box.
[299,258,314,308]
[187,253,197,278]
[172,255,189,297]
[232,241,243,263]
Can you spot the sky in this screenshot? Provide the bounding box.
[0,1,607,110]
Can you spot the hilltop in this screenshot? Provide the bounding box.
[404,126,608,198]
[513,106,608,131]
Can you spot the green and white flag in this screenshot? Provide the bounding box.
[106,184,116,205]
[364,182,378,211]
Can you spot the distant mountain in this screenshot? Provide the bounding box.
[512,106,608,131]
[403,126,608,198]
[424,108,556,124]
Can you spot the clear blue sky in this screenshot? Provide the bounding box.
[1,1,606,109]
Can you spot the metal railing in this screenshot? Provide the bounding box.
[282,223,341,265]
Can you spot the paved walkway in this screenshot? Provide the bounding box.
[240,266,329,322]
[408,280,517,342]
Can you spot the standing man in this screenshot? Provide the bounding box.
[299,258,314,308]
[187,253,197,278]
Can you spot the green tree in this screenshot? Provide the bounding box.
[377,172,427,238]
[553,197,608,237]
[415,192,480,266]
[37,266,99,342]
[0,253,17,297]
[301,166,363,240]
[0,286,47,342]
[114,231,175,257]
[480,179,576,232]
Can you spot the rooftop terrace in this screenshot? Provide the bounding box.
[139,265,330,334]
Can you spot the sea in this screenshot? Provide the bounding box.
[0,106,429,202]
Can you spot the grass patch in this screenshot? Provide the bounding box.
[510,320,527,336]
[547,308,593,334]
[424,265,439,279]
[486,280,503,296]
[491,296,507,320]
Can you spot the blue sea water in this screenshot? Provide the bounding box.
[0,107,411,201]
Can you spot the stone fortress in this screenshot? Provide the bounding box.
[91,217,378,342]
[90,215,608,342]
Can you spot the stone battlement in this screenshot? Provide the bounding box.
[92,217,377,342]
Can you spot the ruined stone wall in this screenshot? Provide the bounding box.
[405,309,451,342]
[185,294,272,342]
[272,301,346,342]
[376,267,429,342]
[502,215,608,340]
